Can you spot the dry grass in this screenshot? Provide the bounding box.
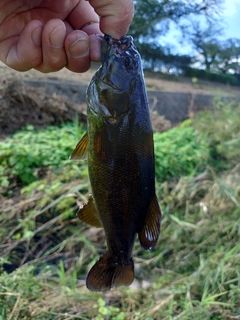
[0,94,240,320]
[1,162,240,319]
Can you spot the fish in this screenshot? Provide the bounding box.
[70,35,161,292]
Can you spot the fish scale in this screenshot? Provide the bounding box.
[70,35,162,292]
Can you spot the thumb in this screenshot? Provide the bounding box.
[89,0,134,39]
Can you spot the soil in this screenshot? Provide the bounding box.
[0,61,239,136]
[1,62,240,275]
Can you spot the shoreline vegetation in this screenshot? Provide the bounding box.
[0,98,240,319]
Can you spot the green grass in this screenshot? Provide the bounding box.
[0,120,84,186]
[0,99,240,319]
[154,119,209,181]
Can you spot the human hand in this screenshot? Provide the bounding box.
[0,0,134,73]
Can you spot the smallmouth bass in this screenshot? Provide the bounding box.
[71,35,161,292]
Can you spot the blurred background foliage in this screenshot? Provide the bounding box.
[129,0,240,85]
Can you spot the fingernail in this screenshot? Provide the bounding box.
[32,26,42,46]
[49,25,65,48]
[69,37,89,58]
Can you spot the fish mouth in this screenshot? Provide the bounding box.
[103,35,133,57]
[104,35,132,48]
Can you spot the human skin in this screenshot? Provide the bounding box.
[0,0,134,73]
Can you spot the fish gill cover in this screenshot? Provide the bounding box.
[70,35,162,292]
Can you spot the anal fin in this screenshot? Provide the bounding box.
[138,194,161,250]
[77,195,102,228]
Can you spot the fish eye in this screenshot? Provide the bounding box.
[124,56,137,70]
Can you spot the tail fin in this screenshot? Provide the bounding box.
[86,252,134,292]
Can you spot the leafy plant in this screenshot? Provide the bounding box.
[93,297,127,320]
[154,120,209,181]
[184,67,239,86]
[0,123,85,185]
[194,98,240,170]
[1,100,240,319]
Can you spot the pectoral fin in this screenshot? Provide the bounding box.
[70,132,88,160]
[77,195,102,228]
[138,194,161,250]
[94,130,112,163]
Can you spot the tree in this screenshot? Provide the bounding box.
[140,42,192,73]
[187,21,223,70]
[214,38,240,74]
[129,0,224,43]
[139,42,165,70]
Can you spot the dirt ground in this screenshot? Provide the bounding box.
[1,61,239,95]
[0,61,239,136]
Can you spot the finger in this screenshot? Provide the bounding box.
[89,34,102,62]
[67,0,100,30]
[65,20,101,72]
[82,23,102,63]
[89,0,134,39]
[0,20,43,71]
[35,19,68,73]
[65,30,91,73]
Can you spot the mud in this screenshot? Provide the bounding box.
[0,74,239,136]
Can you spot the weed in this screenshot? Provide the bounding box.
[194,98,240,170]
[154,120,209,181]
[0,122,84,186]
[1,98,240,318]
